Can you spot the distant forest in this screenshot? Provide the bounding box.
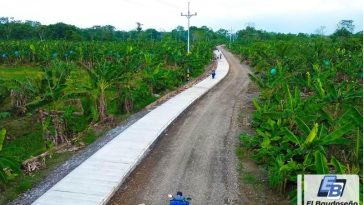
[0,17,362,41]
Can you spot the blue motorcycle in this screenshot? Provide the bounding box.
[168,192,192,205]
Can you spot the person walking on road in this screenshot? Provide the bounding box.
[212,69,216,79]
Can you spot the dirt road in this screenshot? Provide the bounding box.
[109,47,251,205]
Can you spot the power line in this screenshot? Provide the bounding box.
[154,0,180,9]
[181,2,197,54]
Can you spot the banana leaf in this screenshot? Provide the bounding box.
[319,108,333,124]
[252,97,261,112]
[0,128,5,151]
[314,151,329,174]
[330,156,345,174]
[348,107,363,128]
[248,73,265,88]
[283,128,301,145]
[0,169,7,184]
[285,83,293,110]
[294,116,310,135]
[261,111,290,119]
[317,124,328,138]
[353,127,362,164]
[320,123,352,145]
[303,153,313,167]
[304,123,318,145]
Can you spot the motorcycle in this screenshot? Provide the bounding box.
[168,193,192,205]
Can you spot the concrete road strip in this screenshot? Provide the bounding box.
[32,49,229,205]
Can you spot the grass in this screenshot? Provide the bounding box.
[0,65,43,111]
[1,114,45,161]
[83,130,97,145]
[0,65,43,82]
[0,62,207,203]
[237,145,261,186]
[3,131,45,161]
[242,172,259,184]
[0,151,74,204]
[0,64,125,163]
[0,125,104,204]
[0,119,118,204]
[236,146,245,159]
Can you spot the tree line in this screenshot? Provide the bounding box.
[0,17,232,42]
[0,17,360,42]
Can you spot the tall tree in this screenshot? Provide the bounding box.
[333,20,355,37]
[337,20,355,33]
[136,22,143,32]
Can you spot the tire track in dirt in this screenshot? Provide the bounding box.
[109,47,251,205]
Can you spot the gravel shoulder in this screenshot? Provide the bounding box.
[109,48,251,205]
[9,111,148,205]
[9,56,217,205]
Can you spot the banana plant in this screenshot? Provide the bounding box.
[232,34,363,196]
[81,60,123,122]
[0,128,20,184]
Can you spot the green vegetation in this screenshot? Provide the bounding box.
[242,172,259,184]
[0,128,21,184]
[232,24,362,201]
[1,151,74,203]
[0,18,230,203]
[0,16,362,204]
[0,66,43,81]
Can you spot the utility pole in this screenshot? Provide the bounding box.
[229,27,233,48]
[181,2,197,54]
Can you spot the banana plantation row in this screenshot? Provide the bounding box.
[0,37,214,203]
[231,30,362,200]
[0,20,362,203]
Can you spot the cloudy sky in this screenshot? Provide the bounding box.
[1,0,362,34]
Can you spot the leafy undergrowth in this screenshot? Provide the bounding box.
[237,145,290,204]
[0,65,43,82]
[232,29,363,203]
[0,151,74,204]
[236,83,290,204]
[0,38,214,203]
